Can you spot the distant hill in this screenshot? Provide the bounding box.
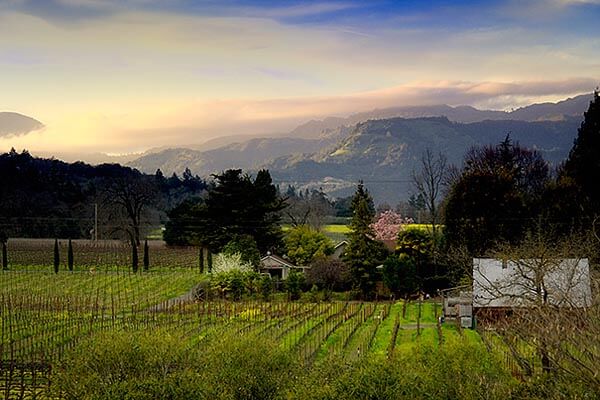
[128,94,592,204]
[0,112,44,136]
[266,116,582,203]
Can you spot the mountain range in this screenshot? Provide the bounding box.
[128,94,591,204]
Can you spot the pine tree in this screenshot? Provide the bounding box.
[562,91,600,221]
[343,182,387,299]
[143,239,149,271]
[53,239,60,274]
[207,250,213,273]
[67,239,74,271]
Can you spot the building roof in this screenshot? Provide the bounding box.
[260,254,297,269]
[473,258,592,308]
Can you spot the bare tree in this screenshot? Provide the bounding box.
[474,232,599,380]
[100,174,158,246]
[284,188,333,229]
[412,149,447,240]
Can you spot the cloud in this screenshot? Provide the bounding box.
[241,2,360,18]
[0,112,44,138]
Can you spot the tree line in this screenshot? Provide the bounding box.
[0,150,206,244]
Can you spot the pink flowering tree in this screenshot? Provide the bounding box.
[370,210,414,241]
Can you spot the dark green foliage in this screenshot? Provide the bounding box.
[67,239,73,271]
[2,241,7,271]
[259,274,273,301]
[444,136,549,255]
[344,182,388,299]
[132,241,138,273]
[222,234,261,268]
[394,228,450,293]
[560,91,600,227]
[0,150,206,239]
[163,169,284,253]
[53,238,59,274]
[143,240,149,271]
[163,199,201,246]
[382,253,418,298]
[286,270,304,300]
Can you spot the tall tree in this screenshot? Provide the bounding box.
[143,239,149,271]
[343,182,387,299]
[561,91,600,230]
[412,149,447,241]
[163,169,285,253]
[101,173,157,246]
[444,136,549,255]
[67,239,74,271]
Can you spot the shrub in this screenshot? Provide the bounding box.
[305,256,352,292]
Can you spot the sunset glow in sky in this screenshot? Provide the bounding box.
[1,0,599,154]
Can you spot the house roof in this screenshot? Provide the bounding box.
[260,254,297,269]
[473,258,592,308]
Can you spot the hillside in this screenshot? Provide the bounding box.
[267,116,582,203]
[128,95,591,204]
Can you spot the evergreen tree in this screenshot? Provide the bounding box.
[53,238,60,274]
[207,250,213,273]
[143,239,149,271]
[163,169,285,253]
[132,240,138,273]
[343,182,387,299]
[444,136,549,255]
[561,91,600,225]
[67,239,74,271]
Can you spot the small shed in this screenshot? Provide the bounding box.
[260,253,307,280]
[332,240,348,259]
[440,286,473,328]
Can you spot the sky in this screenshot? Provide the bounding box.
[0,0,599,155]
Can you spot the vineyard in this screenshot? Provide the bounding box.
[0,266,567,399]
[3,239,199,270]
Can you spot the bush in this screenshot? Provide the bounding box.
[54,330,295,400]
[285,270,305,300]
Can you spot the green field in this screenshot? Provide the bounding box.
[1,267,586,399]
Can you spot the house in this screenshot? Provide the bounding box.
[473,258,592,323]
[332,240,348,259]
[260,253,308,280]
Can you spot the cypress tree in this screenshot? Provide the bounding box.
[67,239,74,271]
[207,250,212,273]
[2,241,7,271]
[53,239,60,274]
[199,247,205,273]
[132,240,139,273]
[143,239,150,271]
